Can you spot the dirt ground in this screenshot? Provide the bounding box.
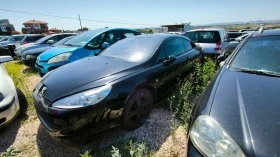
[0,66,187,157]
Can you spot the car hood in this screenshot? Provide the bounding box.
[23,46,52,56]
[38,46,78,61]
[0,41,12,46]
[210,69,280,156]
[41,56,141,102]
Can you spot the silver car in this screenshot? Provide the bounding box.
[0,56,27,126]
[185,28,229,55]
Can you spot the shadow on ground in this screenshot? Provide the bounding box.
[22,67,37,75]
[0,114,28,153]
[36,109,175,157]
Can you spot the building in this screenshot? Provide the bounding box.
[0,19,15,35]
[161,23,193,33]
[23,20,48,34]
[49,28,62,33]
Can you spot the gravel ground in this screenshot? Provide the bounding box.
[0,66,187,157]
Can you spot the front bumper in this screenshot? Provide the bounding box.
[22,58,36,67]
[33,87,123,137]
[35,60,67,77]
[0,96,19,126]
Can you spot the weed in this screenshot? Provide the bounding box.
[1,147,21,157]
[80,150,95,157]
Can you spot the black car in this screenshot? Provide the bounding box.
[33,34,203,137]
[21,36,74,67]
[187,29,280,156]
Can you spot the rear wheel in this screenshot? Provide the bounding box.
[16,88,28,115]
[122,88,153,130]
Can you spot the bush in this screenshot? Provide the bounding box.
[168,58,217,129]
[1,147,21,157]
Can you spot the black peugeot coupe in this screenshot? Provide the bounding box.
[187,29,280,156]
[33,34,203,137]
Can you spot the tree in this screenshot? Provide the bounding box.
[77,27,89,31]
[136,28,154,34]
[21,28,27,34]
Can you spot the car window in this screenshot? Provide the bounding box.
[42,35,61,44]
[230,36,280,74]
[103,31,120,44]
[14,36,25,41]
[157,47,167,63]
[85,33,106,50]
[122,30,140,38]
[164,37,185,56]
[182,38,192,51]
[185,31,221,43]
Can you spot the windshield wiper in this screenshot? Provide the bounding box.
[236,68,280,77]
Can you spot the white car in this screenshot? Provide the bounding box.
[0,56,27,126]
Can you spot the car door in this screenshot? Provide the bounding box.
[150,37,191,91]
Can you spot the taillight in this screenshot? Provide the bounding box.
[214,41,222,50]
[21,42,28,45]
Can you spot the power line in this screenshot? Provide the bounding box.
[0,8,157,27]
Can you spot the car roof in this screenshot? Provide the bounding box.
[250,29,280,37]
[25,34,46,36]
[187,28,225,32]
[85,28,140,34]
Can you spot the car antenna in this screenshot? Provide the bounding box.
[258,26,264,33]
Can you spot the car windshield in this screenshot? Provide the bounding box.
[64,29,105,47]
[101,36,163,62]
[54,36,74,46]
[35,35,54,43]
[230,36,280,76]
[185,31,221,43]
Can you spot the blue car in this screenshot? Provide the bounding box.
[35,28,141,76]
[14,33,76,57]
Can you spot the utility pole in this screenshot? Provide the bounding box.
[78,14,83,32]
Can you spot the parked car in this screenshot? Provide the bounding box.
[187,29,280,156]
[33,34,203,137]
[217,33,250,61]
[184,28,229,56]
[14,33,76,57]
[35,28,141,76]
[0,56,28,127]
[21,36,75,67]
[0,45,12,57]
[20,34,46,45]
[0,36,9,42]
[0,34,27,48]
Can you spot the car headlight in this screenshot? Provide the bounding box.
[190,115,245,157]
[48,52,72,64]
[26,55,36,59]
[52,84,112,109]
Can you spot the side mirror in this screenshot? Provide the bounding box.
[101,42,110,49]
[163,55,176,66]
[216,55,225,63]
[47,40,55,44]
[0,56,13,63]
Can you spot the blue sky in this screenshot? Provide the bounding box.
[1,0,280,31]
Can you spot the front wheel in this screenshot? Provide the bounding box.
[16,88,28,115]
[122,88,153,130]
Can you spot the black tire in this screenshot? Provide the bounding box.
[16,88,28,115]
[122,88,153,130]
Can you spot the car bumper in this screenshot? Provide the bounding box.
[0,96,19,126]
[33,87,123,138]
[35,61,67,77]
[187,138,204,157]
[22,58,36,67]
